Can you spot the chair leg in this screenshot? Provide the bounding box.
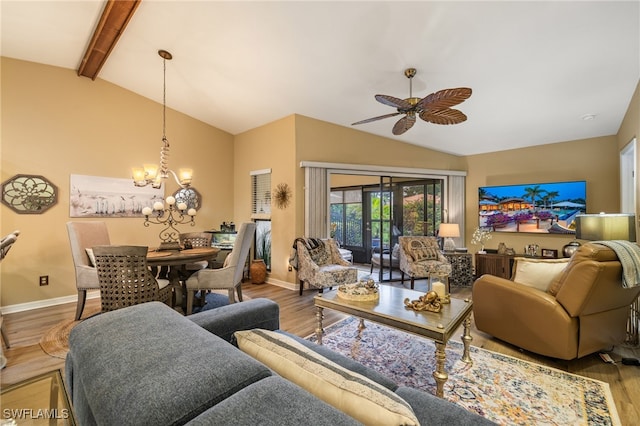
[186,290,195,316]
[236,285,243,302]
[401,271,405,284]
[410,277,415,290]
[228,288,237,303]
[299,280,304,296]
[370,263,374,273]
[75,289,87,321]
[1,318,10,349]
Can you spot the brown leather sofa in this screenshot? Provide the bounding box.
[472,242,640,360]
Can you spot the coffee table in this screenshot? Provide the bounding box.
[314,284,473,398]
[1,369,76,425]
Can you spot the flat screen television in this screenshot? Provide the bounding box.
[478,180,586,234]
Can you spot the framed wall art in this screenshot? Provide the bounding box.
[70,174,163,218]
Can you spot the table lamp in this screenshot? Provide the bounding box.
[438,223,460,252]
[575,213,636,242]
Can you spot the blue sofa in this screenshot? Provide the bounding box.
[65,299,494,425]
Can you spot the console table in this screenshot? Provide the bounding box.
[442,252,474,287]
[474,253,515,279]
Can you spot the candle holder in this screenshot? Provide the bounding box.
[141,196,196,251]
[429,272,450,304]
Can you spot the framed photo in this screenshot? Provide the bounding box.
[541,249,558,258]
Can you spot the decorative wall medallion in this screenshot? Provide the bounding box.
[173,187,202,211]
[273,182,291,209]
[1,174,58,214]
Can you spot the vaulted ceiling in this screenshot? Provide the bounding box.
[1,1,638,156]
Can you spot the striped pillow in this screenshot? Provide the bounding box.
[235,329,418,425]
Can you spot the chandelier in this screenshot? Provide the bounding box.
[132,50,192,189]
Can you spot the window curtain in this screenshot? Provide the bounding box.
[304,167,328,237]
[447,175,466,246]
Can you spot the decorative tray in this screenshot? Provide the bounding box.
[337,279,379,301]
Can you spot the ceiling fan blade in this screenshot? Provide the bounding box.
[352,112,402,126]
[375,94,414,110]
[392,114,416,135]
[419,108,467,125]
[418,87,472,111]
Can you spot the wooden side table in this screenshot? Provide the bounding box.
[442,252,474,287]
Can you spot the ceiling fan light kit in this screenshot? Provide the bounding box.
[352,68,472,135]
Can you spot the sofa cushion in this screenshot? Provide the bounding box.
[186,376,361,426]
[277,330,398,391]
[235,329,419,425]
[67,302,273,425]
[511,257,570,291]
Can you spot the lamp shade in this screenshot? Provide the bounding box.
[575,213,636,242]
[438,223,460,238]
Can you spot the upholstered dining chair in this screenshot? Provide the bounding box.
[1,230,20,352]
[66,221,110,320]
[179,232,213,275]
[185,222,256,315]
[92,245,172,313]
[398,236,452,289]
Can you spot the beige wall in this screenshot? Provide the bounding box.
[233,115,297,285]
[465,136,620,255]
[1,57,636,308]
[1,58,233,307]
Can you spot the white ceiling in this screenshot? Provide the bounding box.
[1,1,639,156]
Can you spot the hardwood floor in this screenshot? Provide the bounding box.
[2,280,639,425]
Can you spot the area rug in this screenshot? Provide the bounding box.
[307,316,621,426]
[39,318,82,359]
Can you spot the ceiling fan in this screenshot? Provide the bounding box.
[352,68,472,135]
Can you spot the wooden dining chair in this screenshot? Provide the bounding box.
[92,245,172,312]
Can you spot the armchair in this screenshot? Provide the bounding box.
[370,243,400,273]
[294,238,358,295]
[473,243,640,360]
[185,223,255,315]
[66,221,110,320]
[398,236,452,289]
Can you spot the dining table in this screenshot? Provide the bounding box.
[146,247,219,311]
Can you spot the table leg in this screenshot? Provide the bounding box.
[433,342,448,398]
[315,306,324,345]
[461,316,473,365]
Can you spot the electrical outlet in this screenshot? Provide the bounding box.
[288,265,293,272]
[39,275,49,286]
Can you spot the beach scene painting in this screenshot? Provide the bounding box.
[478,181,586,234]
[70,174,164,218]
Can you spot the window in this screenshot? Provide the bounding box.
[251,169,271,219]
[330,189,363,247]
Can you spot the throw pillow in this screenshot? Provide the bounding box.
[408,240,438,262]
[235,329,419,426]
[511,257,570,292]
[85,248,96,267]
[308,242,330,266]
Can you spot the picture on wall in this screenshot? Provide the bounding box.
[70,174,163,218]
[478,181,586,234]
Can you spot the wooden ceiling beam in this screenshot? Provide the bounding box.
[78,0,141,80]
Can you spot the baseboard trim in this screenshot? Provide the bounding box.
[1,290,100,315]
